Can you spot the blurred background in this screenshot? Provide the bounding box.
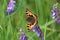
[0,0,60,40]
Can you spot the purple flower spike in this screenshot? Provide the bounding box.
[20,34,27,40]
[33,25,44,40]
[51,3,60,24]
[6,0,15,14]
[51,3,58,19]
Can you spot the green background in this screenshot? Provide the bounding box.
[0,0,60,40]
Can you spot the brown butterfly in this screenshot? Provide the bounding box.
[26,8,38,31]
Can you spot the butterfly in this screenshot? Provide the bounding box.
[26,8,38,31]
[26,9,44,40]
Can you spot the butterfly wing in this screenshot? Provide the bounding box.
[26,9,37,30]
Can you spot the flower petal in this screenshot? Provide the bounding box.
[56,18,60,24]
[20,34,27,40]
[33,25,44,40]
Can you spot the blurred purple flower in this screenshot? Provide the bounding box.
[52,3,60,24]
[20,34,27,40]
[6,0,15,14]
[33,25,44,40]
[56,18,60,24]
[51,3,58,19]
[19,28,28,40]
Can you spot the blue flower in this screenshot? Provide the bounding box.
[19,28,28,40]
[20,34,27,40]
[51,3,58,19]
[56,18,60,24]
[33,25,44,40]
[52,3,60,24]
[6,0,15,14]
